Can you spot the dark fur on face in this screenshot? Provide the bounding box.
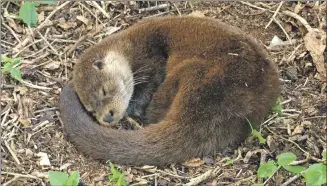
[60,16,280,166]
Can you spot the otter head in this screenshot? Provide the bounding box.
[73,51,134,126]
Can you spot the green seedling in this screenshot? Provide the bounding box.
[48,171,80,186]
[1,55,23,82]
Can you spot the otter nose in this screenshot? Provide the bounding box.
[103,110,114,123]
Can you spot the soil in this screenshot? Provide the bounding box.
[1,1,326,186]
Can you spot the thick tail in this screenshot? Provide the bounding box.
[59,83,196,166]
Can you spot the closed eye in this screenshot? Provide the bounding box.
[100,87,107,97]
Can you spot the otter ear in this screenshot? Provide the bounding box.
[92,60,104,70]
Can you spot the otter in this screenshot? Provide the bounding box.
[59,16,280,166]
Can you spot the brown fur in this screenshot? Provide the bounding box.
[59,16,280,166]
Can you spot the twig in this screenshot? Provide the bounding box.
[4,140,21,165]
[21,80,52,90]
[282,10,313,32]
[1,19,21,43]
[1,171,40,179]
[172,2,182,16]
[138,4,169,13]
[239,1,267,11]
[91,1,110,18]
[13,1,71,52]
[280,174,301,186]
[265,1,284,29]
[37,30,58,55]
[184,167,221,186]
[273,18,292,43]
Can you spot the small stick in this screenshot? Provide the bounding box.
[280,174,301,186]
[184,167,221,186]
[4,140,21,165]
[265,1,284,29]
[283,10,313,32]
[91,1,110,18]
[21,80,52,90]
[273,18,292,43]
[138,4,169,13]
[13,1,71,51]
[1,171,40,179]
[2,20,21,43]
[37,30,58,55]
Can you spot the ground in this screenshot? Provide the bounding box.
[1,1,326,186]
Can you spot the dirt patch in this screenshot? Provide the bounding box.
[1,1,326,186]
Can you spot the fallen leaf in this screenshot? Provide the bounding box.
[76,15,89,25]
[188,11,206,17]
[36,152,51,166]
[57,22,77,30]
[38,11,45,23]
[17,86,28,95]
[59,163,72,170]
[303,28,326,81]
[182,158,204,167]
[44,61,61,70]
[270,35,284,47]
[107,26,121,35]
[292,125,304,135]
[19,118,30,128]
[7,17,23,33]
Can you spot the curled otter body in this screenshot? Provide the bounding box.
[59,16,280,166]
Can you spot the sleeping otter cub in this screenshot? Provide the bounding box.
[59,16,280,166]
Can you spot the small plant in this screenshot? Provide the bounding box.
[272,99,282,115]
[48,171,80,186]
[1,55,23,82]
[247,119,266,144]
[108,162,127,186]
[252,152,327,186]
[19,1,56,27]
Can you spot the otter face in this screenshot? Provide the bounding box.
[73,51,134,126]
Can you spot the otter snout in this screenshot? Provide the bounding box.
[103,110,114,123]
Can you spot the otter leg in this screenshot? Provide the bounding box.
[144,74,179,124]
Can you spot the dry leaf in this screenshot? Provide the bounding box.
[292,125,304,135]
[58,22,77,30]
[44,61,61,70]
[19,118,30,128]
[17,86,28,95]
[182,158,204,167]
[107,26,122,36]
[188,11,206,17]
[38,11,45,23]
[76,16,90,25]
[7,18,23,33]
[59,163,72,170]
[36,152,51,166]
[303,28,326,81]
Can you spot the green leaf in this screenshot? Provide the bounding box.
[32,2,41,6]
[257,160,278,178]
[303,163,326,186]
[116,173,127,186]
[19,2,38,27]
[283,165,306,174]
[64,171,80,186]
[48,171,68,186]
[1,55,13,63]
[108,162,127,186]
[272,101,282,115]
[10,68,23,81]
[277,152,297,166]
[252,129,266,144]
[225,157,233,165]
[251,184,264,186]
[41,0,57,4]
[2,62,14,73]
[322,151,326,160]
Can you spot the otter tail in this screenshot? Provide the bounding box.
[59,84,202,166]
